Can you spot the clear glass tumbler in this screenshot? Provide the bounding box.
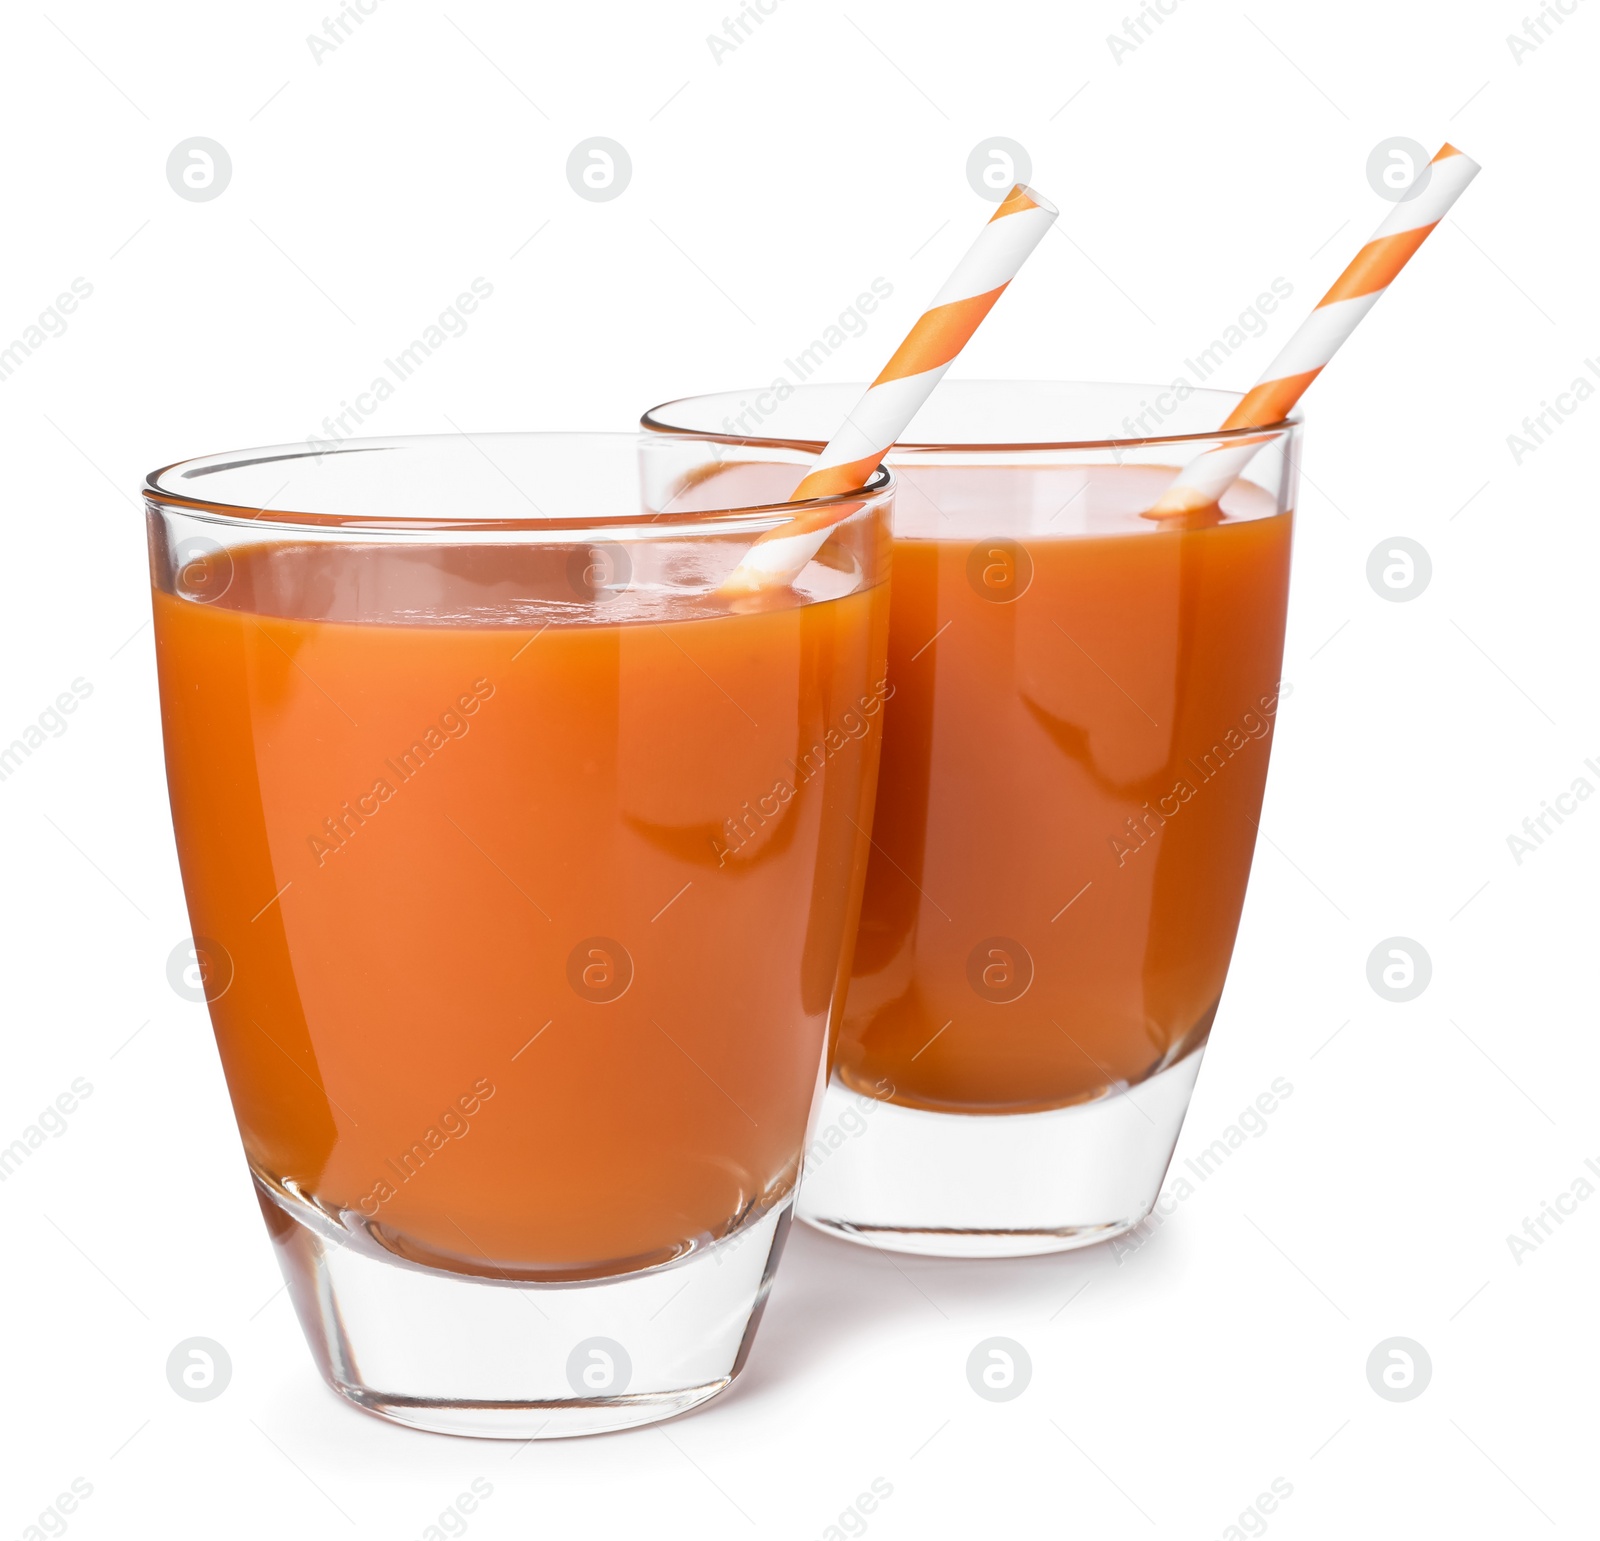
[643,383,1298,1256]
[144,432,892,1434]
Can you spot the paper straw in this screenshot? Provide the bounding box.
[1147,143,1481,517]
[720,184,1059,594]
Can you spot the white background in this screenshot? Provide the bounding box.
[2,1,1596,1536]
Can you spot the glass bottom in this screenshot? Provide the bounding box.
[796,1050,1203,1257]
[256,1177,791,1438]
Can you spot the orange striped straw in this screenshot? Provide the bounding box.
[720,184,1059,594]
[1147,143,1481,517]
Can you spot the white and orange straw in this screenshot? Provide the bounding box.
[720,184,1059,594]
[1148,142,1481,516]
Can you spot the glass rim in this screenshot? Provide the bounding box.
[641,378,1303,454]
[142,430,893,534]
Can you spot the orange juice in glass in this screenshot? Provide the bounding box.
[146,432,891,1433]
[645,383,1297,1255]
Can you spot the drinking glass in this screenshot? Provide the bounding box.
[145,432,892,1433]
[643,383,1298,1256]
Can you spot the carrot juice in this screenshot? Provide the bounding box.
[154,543,888,1281]
[836,463,1291,1114]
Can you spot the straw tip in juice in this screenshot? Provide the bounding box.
[718,563,792,604]
[721,582,791,612]
[1142,483,1218,520]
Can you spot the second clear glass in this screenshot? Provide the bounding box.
[644,382,1299,1257]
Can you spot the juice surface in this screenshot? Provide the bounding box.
[155,545,887,1278]
[838,463,1291,1113]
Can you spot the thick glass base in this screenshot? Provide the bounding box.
[796,1050,1203,1257]
[256,1177,791,1438]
